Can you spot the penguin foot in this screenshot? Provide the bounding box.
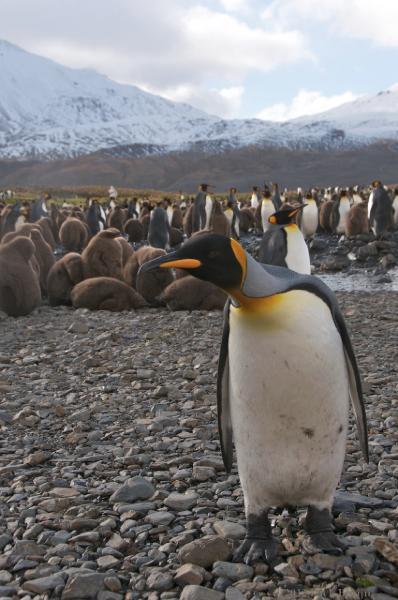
[235,510,278,564]
[302,531,346,555]
[233,537,278,565]
[303,505,346,555]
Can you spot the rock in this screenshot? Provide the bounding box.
[109,477,155,503]
[212,561,253,581]
[22,573,65,593]
[164,491,199,511]
[50,487,80,498]
[62,573,105,599]
[174,564,206,586]
[146,570,174,591]
[23,450,52,466]
[225,588,245,600]
[180,585,225,600]
[178,536,232,568]
[374,538,398,566]
[68,321,89,334]
[97,556,120,569]
[356,244,378,260]
[320,255,350,271]
[213,521,246,540]
[146,511,175,526]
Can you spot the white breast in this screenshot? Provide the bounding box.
[367,191,374,218]
[205,196,213,229]
[261,200,274,232]
[393,197,398,225]
[301,201,318,238]
[337,198,351,234]
[285,225,311,274]
[228,290,349,513]
[167,206,173,225]
[251,194,259,209]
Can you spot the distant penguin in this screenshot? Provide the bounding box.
[319,200,335,233]
[369,182,393,237]
[140,233,368,564]
[30,228,55,296]
[271,183,281,211]
[183,204,194,237]
[301,193,319,239]
[331,191,351,234]
[192,184,208,232]
[148,205,170,249]
[228,187,240,239]
[71,277,146,312]
[205,194,213,229]
[0,237,41,317]
[47,253,84,306]
[210,200,230,236]
[124,218,144,244]
[259,205,310,275]
[238,207,255,233]
[127,246,174,305]
[108,206,126,233]
[60,217,88,252]
[261,190,275,232]
[251,187,260,210]
[392,187,398,227]
[171,204,183,230]
[81,228,123,280]
[160,275,227,311]
[345,203,369,237]
[165,199,174,226]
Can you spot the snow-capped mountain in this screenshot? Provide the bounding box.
[1,39,398,160]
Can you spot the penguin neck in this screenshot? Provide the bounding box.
[228,252,286,309]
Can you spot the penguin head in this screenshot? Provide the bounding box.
[268,204,306,226]
[139,233,245,291]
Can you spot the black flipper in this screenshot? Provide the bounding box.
[217,299,233,472]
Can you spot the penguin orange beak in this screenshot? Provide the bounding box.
[138,252,201,275]
[159,258,201,269]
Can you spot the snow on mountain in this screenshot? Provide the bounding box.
[1,39,398,160]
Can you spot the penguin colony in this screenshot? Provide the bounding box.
[0,182,389,565]
[0,180,396,317]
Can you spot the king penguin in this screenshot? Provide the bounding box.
[300,194,319,239]
[258,205,310,274]
[261,191,275,232]
[140,233,368,564]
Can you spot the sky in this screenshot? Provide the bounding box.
[1,0,398,120]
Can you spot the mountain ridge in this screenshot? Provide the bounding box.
[1,39,398,161]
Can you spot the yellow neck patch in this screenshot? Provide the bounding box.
[229,288,284,313]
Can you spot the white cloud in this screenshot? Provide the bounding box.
[219,0,248,12]
[262,0,398,47]
[257,89,359,121]
[148,84,244,118]
[0,0,312,117]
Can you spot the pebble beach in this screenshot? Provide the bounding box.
[0,290,397,599]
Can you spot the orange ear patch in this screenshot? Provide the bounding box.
[230,238,247,287]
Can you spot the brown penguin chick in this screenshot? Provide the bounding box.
[116,236,134,265]
[37,217,56,249]
[169,227,184,247]
[209,200,231,236]
[238,207,255,233]
[47,252,84,306]
[160,276,227,311]
[124,218,144,243]
[1,230,21,244]
[0,237,41,317]
[140,214,151,239]
[124,246,174,305]
[108,206,126,232]
[171,205,183,229]
[59,217,88,252]
[346,203,369,236]
[30,229,55,296]
[81,228,123,280]
[71,277,146,312]
[183,204,194,237]
[319,200,335,233]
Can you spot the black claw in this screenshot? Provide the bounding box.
[303,505,347,555]
[234,537,278,565]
